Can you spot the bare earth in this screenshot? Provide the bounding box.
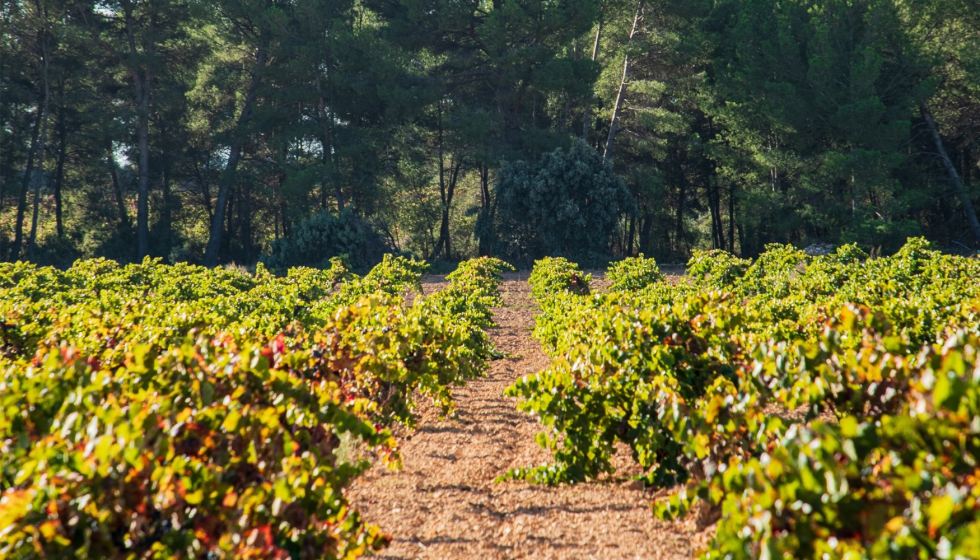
[348,272,708,559]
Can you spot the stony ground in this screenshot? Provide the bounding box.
[348,272,710,559]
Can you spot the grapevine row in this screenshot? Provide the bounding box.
[0,255,512,558]
[506,239,980,558]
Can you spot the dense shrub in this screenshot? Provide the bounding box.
[490,139,635,266]
[262,210,392,273]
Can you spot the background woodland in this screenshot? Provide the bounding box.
[2,0,979,269]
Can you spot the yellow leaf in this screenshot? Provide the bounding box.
[0,489,33,527]
[39,521,59,539]
[184,490,204,505]
[884,516,905,533]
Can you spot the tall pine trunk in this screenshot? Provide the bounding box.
[222,190,235,258]
[627,207,636,255]
[478,164,493,256]
[108,142,130,231]
[26,29,51,261]
[53,82,67,238]
[432,103,463,261]
[136,81,150,258]
[316,71,343,211]
[920,102,980,245]
[160,162,173,249]
[123,7,153,259]
[582,19,603,142]
[728,182,736,254]
[674,149,686,256]
[204,47,267,267]
[10,96,43,261]
[240,183,252,262]
[603,1,643,165]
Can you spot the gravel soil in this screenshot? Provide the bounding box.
[348,272,709,559]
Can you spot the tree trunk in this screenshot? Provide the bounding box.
[478,163,492,256]
[108,143,130,231]
[161,162,172,248]
[197,159,213,222]
[582,19,603,142]
[10,97,43,261]
[223,189,235,258]
[639,208,652,254]
[562,74,571,131]
[240,184,252,262]
[712,194,723,249]
[920,101,980,245]
[503,72,533,153]
[432,152,463,260]
[706,170,724,250]
[962,143,972,190]
[203,47,267,267]
[442,160,463,259]
[281,202,290,238]
[603,1,642,165]
[136,80,150,258]
[316,73,343,211]
[674,150,686,256]
[728,182,736,254]
[124,6,153,259]
[53,83,68,238]
[627,207,636,256]
[705,172,718,249]
[1,103,17,218]
[437,105,446,259]
[480,163,490,211]
[736,223,745,257]
[274,174,283,241]
[26,32,52,261]
[503,106,522,152]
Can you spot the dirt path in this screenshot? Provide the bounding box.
[348,272,706,559]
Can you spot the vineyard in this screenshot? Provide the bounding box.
[507,239,980,558]
[0,255,512,557]
[2,239,980,558]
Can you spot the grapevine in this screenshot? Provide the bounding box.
[506,239,980,558]
[0,255,511,558]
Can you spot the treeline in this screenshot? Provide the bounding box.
[2,0,979,268]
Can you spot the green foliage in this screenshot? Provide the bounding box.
[606,254,664,292]
[525,257,594,355]
[261,210,393,273]
[433,257,515,329]
[420,257,516,365]
[665,313,980,560]
[527,256,592,301]
[685,250,752,289]
[491,139,636,266]
[503,291,745,485]
[506,238,980,556]
[336,254,428,306]
[738,243,810,298]
[4,0,980,271]
[0,254,511,558]
[0,335,394,558]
